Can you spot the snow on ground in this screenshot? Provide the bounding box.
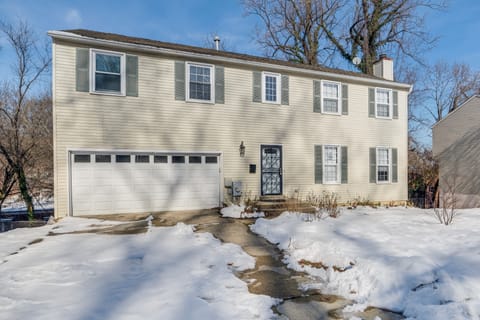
[252,207,480,320]
[220,205,265,218]
[0,218,276,320]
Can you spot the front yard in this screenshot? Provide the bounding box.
[252,207,480,319]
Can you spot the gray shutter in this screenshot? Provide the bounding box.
[215,66,225,104]
[368,88,375,117]
[341,146,348,184]
[314,145,323,184]
[393,91,398,119]
[392,148,398,183]
[341,84,348,115]
[281,74,289,105]
[369,147,377,183]
[76,48,89,92]
[174,61,185,101]
[252,71,262,102]
[126,55,138,97]
[313,80,321,113]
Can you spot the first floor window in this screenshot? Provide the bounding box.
[377,147,390,182]
[324,145,340,183]
[92,50,125,94]
[187,63,213,102]
[262,72,281,103]
[376,88,392,118]
[322,81,340,114]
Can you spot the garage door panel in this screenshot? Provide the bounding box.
[71,152,220,216]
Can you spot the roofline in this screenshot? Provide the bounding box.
[48,30,411,91]
[432,95,480,129]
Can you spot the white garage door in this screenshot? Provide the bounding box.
[70,152,221,216]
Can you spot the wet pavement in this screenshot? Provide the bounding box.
[73,209,404,320]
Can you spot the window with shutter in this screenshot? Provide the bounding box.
[90,49,126,95]
[186,62,214,103]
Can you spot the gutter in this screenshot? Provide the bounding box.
[48,30,412,91]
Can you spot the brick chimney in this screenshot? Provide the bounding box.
[373,54,393,81]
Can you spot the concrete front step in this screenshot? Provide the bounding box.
[259,195,287,202]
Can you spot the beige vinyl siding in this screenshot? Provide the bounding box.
[53,40,408,217]
[432,96,480,208]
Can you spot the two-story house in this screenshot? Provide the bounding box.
[48,29,410,217]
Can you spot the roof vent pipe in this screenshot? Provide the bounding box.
[214,36,220,51]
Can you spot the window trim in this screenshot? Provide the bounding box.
[376,146,391,184]
[185,62,215,104]
[375,87,393,119]
[322,145,341,184]
[261,71,281,104]
[90,49,126,96]
[321,80,342,115]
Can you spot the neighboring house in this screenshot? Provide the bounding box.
[48,29,411,217]
[432,95,480,208]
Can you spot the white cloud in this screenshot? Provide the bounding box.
[65,9,82,28]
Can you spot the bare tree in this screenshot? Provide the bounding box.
[433,175,458,225]
[0,20,50,219]
[244,0,444,74]
[243,0,341,65]
[422,61,480,124]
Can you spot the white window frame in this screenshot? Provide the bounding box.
[323,145,341,184]
[186,62,215,104]
[321,80,342,115]
[375,88,393,119]
[90,49,126,96]
[376,147,391,184]
[262,71,281,104]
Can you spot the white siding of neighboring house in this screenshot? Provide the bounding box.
[52,39,409,217]
[433,96,480,208]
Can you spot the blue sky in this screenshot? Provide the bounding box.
[1,0,479,66]
[0,0,479,144]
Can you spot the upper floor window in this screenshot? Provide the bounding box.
[376,147,390,183]
[322,81,341,114]
[91,50,125,95]
[187,62,214,103]
[262,72,281,104]
[375,88,392,118]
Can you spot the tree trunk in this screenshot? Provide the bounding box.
[16,166,34,220]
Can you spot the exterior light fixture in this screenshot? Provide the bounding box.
[239,141,245,157]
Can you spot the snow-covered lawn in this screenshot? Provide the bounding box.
[252,207,480,319]
[0,218,275,320]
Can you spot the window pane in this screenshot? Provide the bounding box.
[116,154,131,163]
[172,155,185,163]
[324,146,338,165]
[323,99,338,113]
[324,165,338,183]
[323,82,339,99]
[189,156,202,164]
[265,75,277,102]
[378,166,389,182]
[154,155,168,163]
[135,155,150,163]
[96,54,120,73]
[95,154,111,163]
[74,154,91,163]
[205,156,218,164]
[377,103,389,117]
[377,149,389,165]
[95,73,121,92]
[189,65,211,100]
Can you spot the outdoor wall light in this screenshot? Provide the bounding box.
[239,141,245,157]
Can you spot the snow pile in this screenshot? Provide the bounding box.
[251,207,480,319]
[0,218,276,320]
[220,205,264,219]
